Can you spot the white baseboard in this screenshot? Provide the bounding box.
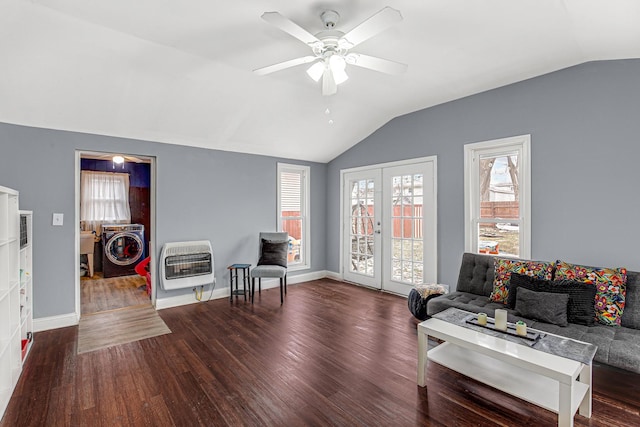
[289,269,331,284]
[155,287,228,310]
[324,270,342,281]
[34,312,79,332]
[157,271,339,304]
[255,269,332,289]
[35,271,343,329]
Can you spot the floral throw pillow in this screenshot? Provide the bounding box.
[555,260,627,326]
[490,258,554,303]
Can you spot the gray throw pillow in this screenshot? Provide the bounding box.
[508,273,597,326]
[515,287,569,327]
[258,239,288,268]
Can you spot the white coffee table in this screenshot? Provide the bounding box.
[417,314,593,427]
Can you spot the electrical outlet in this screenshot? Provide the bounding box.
[52,213,64,226]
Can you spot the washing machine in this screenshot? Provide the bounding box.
[102,224,145,278]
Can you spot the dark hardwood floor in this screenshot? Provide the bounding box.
[3,279,639,426]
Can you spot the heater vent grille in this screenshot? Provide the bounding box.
[165,252,212,280]
[160,240,214,290]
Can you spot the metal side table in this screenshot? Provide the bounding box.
[228,264,251,302]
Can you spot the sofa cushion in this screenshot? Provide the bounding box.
[526,320,640,374]
[508,273,597,326]
[456,253,495,296]
[489,258,554,303]
[515,287,569,327]
[555,260,627,327]
[426,292,506,316]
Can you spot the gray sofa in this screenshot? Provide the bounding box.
[427,252,640,373]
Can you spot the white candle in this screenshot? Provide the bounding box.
[494,309,508,331]
[477,312,487,326]
[516,321,527,336]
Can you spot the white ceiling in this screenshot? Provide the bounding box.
[1,1,639,163]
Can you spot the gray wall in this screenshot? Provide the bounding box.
[0,124,327,318]
[327,59,640,289]
[2,58,638,317]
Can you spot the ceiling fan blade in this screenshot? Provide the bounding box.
[345,53,407,75]
[322,70,337,96]
[254,56,318,76]
[340,7,402,49]
[261,12,321,46]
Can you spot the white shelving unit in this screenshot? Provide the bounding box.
[0,186,32,420]
[19,211,33,363]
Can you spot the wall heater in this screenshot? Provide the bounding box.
[160,240,214,290]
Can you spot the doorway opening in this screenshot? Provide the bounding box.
[75,151,156,317]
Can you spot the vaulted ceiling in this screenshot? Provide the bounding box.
[1,1,639,162]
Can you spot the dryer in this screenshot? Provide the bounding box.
[102,224,145,278]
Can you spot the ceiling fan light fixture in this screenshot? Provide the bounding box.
[329,55,348,85]
[306,61,325,82]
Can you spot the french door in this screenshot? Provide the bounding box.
[342,158,437,296]
[343,169,382,288]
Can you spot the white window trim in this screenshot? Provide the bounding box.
[464,134,531,259]
[277,163,310,271]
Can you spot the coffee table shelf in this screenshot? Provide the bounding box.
[428,342,589,415]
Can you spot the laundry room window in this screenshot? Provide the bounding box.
[277,163,310,270]
[80,171,131,232]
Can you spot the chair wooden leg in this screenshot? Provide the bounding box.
[279,278,284,304]
[259,278,262,293]
[284,274,287,294]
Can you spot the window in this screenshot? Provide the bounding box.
[80,171,131,232]
[277,163,310,270]
[464,135,531,258]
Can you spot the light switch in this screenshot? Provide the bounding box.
[52,213,64,226]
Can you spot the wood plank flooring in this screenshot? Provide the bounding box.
[3,279,639,426]
[81,274,150,315]
[77,304,171,354]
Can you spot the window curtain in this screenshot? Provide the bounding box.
[80,171,131,233]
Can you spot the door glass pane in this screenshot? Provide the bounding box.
[349,179,375,276]
[390,173,424,285]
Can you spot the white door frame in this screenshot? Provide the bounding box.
[339,156,437,295]
[74,150,157,320]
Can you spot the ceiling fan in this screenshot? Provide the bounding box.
[254,7,408,96]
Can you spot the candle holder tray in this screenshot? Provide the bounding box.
[466,316,541,341]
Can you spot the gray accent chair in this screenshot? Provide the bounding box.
[251,232,288,304]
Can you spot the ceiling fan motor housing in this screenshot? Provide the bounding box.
[321,10,339,29]
[311,31,347,57]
